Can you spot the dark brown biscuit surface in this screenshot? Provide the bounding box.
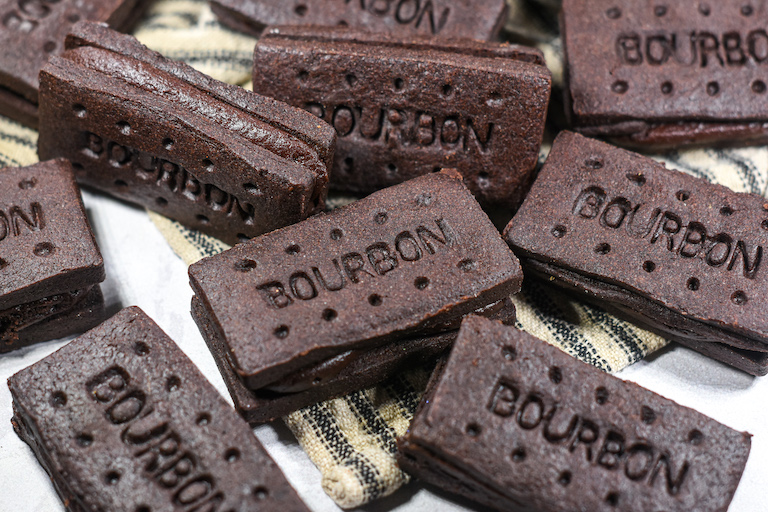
[210,0,509,40]
[398,315,751,512]
[504,132,768,369]
[0,0,151,127]
[562,0,768,148]
[0,159,105,350]
[38,22,335,245]
[193,295,515,423]
[253,26,551,206]
[8,306,311,512]
[189,170,523,391]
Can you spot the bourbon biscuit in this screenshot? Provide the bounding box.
[8,307,311,512]
[0,0,151,127]
[562,0,768,148]
[189,170,523,391]
[0,158,105,352]
[38,22,335,245]
[398,315,751,512]
[504,131,768,373]
[252,26,550,206]
[210,0,508,40]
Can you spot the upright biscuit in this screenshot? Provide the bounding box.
[253,26,551,206]
[210,0,509,40]
[504,131,768,374]
[562,0,768,148]
[8,307,311,512]
[189,170,523,392]
[398,315,751,512]
[0,158,105,352]
[38,22,335,245]
[0,0,151,127]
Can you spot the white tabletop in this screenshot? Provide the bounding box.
[0,189,764,512]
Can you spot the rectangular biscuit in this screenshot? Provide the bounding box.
[192,294,515,423]
[562,0,768,148]
[8,306,311,512]
[189,170,523,391]
[210,0,509,40]
[253,26,551,206]
[38,21,335,245]
[0,158,105,351]
[504,131,768,373]
[0,0,151,127]
[398,315,751,512]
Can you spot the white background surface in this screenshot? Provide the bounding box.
[0,189,765,511]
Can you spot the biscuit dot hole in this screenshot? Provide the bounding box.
[762,220,768,230]
[442,84,452,96]
[196,413,211,426]
[611,80,628,94]
[387,163,397,174]
[330,229,343,240]
[368,294,383,306]
[676,190,690,201]
[478,171,490,188]
[707,81,720,96]
[72,104,86,118]
[595,387,609,404]
[374,212,388,224]
[165,376,181,392]
[731,291,747,305]
[294,4,307,15]
[654,5,667,16]
[243,183,261,195]
[414,277,429,290]
[606,492,620,507]
[114,179,128,189]
[594,243,611,255]
[51,391,67,408]
[274,325,290,338]
[552,225,567,238]
[687,277,700,291]
[458,258,476,272]
[742,4,754,15]
[225,448,240,463]
[699,3,711,15]
[342,157,353,173]
[116,121,130,135]
[134,342,149,356]
[661,81,674,94]
[753,80,767,94]
[549,366,562,384]
[77,433,93,447]
[162,138,173,150]
[345,74,356,87]
[252,486,269,500]
[322,308,337,322]
[606,7,621,18]
[202,159,214,172]
[155,197,168,207]
[33,242,55,257]
[465,423,481,437]
[502,345,517,361]
[43,41,56,53]
[0,259,8,270]
[585,157,603,169]
[432,167,441,173]
[67,13,80,22]
[512,447,526,462]
[235,259,257,272]
[643,260,656,273]
[394,78,404,90]
[297,70,308,81]
[626,173,646,185]
[641,406,656,424]
[688,429,704,445]
[237,234,249,244]
[558,471,572,486]
[286,244,301,255]
[18,178,36,189]
[196,214,210,225]
[720,205,733,216]
[105,471,120,485]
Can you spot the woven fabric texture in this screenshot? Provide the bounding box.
[1,0,767,509]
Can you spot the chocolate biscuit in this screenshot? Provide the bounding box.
[193,294,515,423]
[562,0,768,148]
[0,158,105,352]
[189,170,523,392]
[504,131,768,374]
[0,0,151,127]
[210,0,509,40]
[398,315,751,512]
[8,306,311,512]
[253,26,551,206]
[38,22,335,245]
